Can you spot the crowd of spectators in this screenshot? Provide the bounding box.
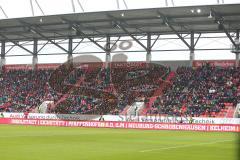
[0,62,169,115]
[52,62,168,114]
[0,69,58,112]
[4,62,238,118]
[148,64,240,117]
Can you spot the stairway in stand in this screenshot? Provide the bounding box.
[166,71,175,82]
[120,105,131,115]
[53,77,85,109]
[225,105,235,118]
[54,94,69,106]
[215,103,235,118]
[140,71,176,115]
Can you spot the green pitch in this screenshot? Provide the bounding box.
[0,125,238,160]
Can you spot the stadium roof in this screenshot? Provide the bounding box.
[0,3,240,42]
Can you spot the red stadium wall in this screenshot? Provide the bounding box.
[0,118,239,132]
[3,63,61,71]
[193,60,237,67]
[3,60,238,71]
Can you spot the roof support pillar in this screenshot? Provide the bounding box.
[32,54,38,70]
[68,37,73,62]
[105,36,111,68]
[236,53,240,67]
[0,41,6,71]
[1,40,5,58]
[32,39,38,70]
[146,33,152,63]
[190,31,195,67]
[33,39,38,55]
[158,12,192,50]
[235,30,240,67]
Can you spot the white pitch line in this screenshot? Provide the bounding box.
[140,139,234,153]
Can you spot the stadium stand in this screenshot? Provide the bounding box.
[0,62,239,118]
[147,64,240,118]
[0,69,58,113]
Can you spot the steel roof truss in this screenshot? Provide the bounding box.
[72,38,84,52]
[61,18,107,52]
[110,36,121,51]
[212,9,237,48]
[194,33,202,48]
[151,35,160,49]
[31,29,68,53]
[157,11,192,50]
[19,20,69,53]
[0,34,33,55]
[114,21,147,51]
[37,40,50,54]
[72,24,107,52]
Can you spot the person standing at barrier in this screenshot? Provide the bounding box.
[0,112,3,118]
[24,111,29,119]
[189,116,194,124]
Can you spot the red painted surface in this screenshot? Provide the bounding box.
[0,118,239,132]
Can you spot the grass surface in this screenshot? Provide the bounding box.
[0,125,239,160]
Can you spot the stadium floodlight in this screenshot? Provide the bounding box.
[121,13,125,17]
[190,9,194,13]
[197,9,201,13]
[208,11,213,18]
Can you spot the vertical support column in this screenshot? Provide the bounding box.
[0,41,6,71]
[236,53,240,67]
[165,0,168,6]
[190,31,195,67]
[116,0,120,9]
[68,37,73,62]
[235,30,239,67]
[146,33,152,63]
[105,36,111,68]
[32,39,38,70]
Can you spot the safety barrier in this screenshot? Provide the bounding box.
[0,118,239,132]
